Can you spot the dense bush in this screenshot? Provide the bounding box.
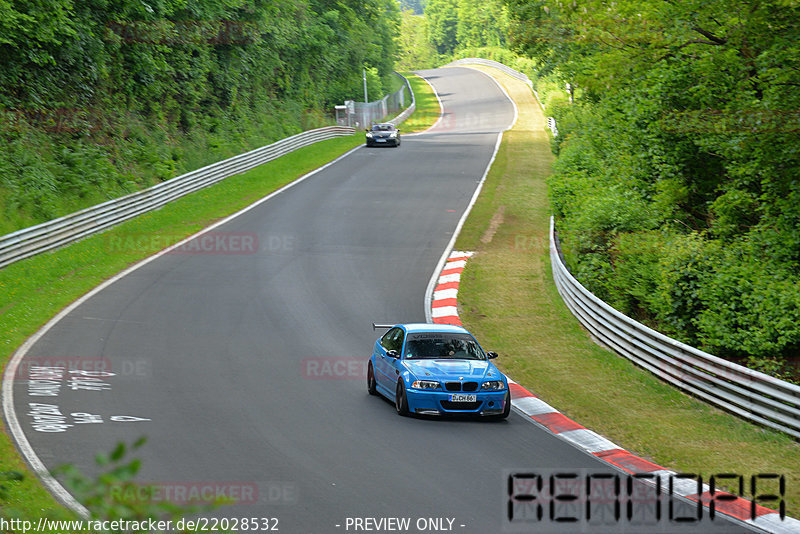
[0,0,401,234]
[506,0,800,378]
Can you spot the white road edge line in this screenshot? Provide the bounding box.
[424,67,518,323]
[426,65,786,534]
[404,72,445,137]
[1,143,365,518]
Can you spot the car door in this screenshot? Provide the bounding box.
[375,327,403,389]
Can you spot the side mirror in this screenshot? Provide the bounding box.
[487,351,498,359]
[387,350,399,359]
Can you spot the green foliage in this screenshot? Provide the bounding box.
[0,133,364,523]
[0,471,24,503]
[425,0,459,55]
[56,438,217,529]
[399,0,426,15]
[362,66,384,104]
[687,245,800,360]
[424,0,508,56]
[605,231,666,321]
[455,0,508,49]
[449,46,567,114]
[0,0,400,112]
[0,0,401,234]
[397,10,438,70]
[508,0,800,377]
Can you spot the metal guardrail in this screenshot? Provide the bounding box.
[387,74,416,127]
[546,117,559,138]
[550,216,800,439]
[445,58,533,88]
[454,56,800,438]
[0,73,419,270]
[446,58,560,139]
[0,126,354,270]
[444,57,551,110]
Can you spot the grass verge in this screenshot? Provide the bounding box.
[0,102,331,237]
[0,135,365,524]
[399,73,441,133]
[0,78,438,526]
[453,64,800,516]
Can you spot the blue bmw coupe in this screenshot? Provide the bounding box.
[368,323,511,419]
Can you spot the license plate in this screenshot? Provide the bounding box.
[376,138,387,142]
[449,394,477,402]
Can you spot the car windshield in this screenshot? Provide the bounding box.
[404,333,486,360]
[372,124,394,131]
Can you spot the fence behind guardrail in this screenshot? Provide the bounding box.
[352,73,415,129]
[0,73,417,271]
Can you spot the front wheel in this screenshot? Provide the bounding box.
[395,380,410,416]
[367,362,377,396]
[496,391,511,420]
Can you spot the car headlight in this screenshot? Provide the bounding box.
[366,132,374,138]
[482,381,505,390]
[389,132,397,137]
[411,380,440,390]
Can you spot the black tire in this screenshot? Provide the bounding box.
[497,391,511,420]
[395,380,410,416]
[367,362,377,396]
[487,391,511,421]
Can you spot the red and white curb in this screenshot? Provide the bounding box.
[430,251,474,326]
[429,252,799,534]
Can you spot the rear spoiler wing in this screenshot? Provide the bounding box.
[372,323,395,330]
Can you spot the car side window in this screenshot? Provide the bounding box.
[381,328,406,353]
[394,330,405,355]
[381,328,401,351]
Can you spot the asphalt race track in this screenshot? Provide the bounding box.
[8,67,749,533]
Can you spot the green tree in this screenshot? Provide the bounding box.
[0,0,402,233]
[425,0,458,54]
[397,9,437,70]
[399,0,426,15]
[456,0,508,49]
[507,0,800,375]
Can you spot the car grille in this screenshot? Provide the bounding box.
[440,400,482,410]
[444,381,479,392]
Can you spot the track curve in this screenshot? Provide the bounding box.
[6,67,747,533]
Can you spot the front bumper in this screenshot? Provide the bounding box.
[366,136,398,146]
[405,388,508,416]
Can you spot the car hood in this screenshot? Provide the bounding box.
[403,359,502,381]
